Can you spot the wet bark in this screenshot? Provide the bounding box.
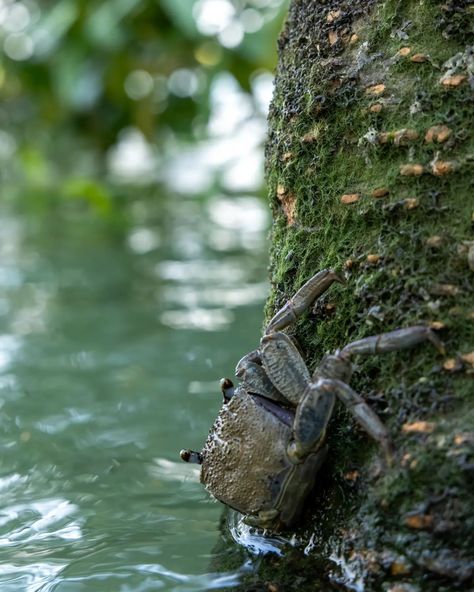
[249,0,473,590]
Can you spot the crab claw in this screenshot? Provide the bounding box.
[180,449,203,464]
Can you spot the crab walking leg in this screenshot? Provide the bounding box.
[342,326,445,356]
[287,380,336,463]
[265,269,345,334]
[329,379,393,460]
[260,332,311,405]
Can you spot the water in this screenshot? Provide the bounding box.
[0,193,271,591]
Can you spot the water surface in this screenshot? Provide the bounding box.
[0,193,270,591]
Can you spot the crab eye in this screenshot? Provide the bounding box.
[180,449,191,462]
[220,378,234,402]
[220,378,233,390]
[180,449,203,464]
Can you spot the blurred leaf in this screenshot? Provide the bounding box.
[33,0,79,58]
[3,0,285,200]
[63,178,113,213]
[85,0,144,49]
[51,45,103,110]
[159,0,200,39]
[19,147,52,185]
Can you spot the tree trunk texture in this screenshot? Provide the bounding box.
[233,1,473,590]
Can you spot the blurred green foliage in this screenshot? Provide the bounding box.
[0,0,287,174]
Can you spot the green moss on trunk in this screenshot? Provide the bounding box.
[257,0,474,589]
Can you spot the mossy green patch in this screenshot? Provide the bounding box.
[257,0,474,589]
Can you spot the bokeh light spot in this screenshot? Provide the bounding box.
[194,41,222,67]
[3,2,30,33]
[124,69,154,100]
[4,33,34,60]
[168,69,199,98]
[193,0,235,35]
[240,8,264,33]
[218,21,244,48]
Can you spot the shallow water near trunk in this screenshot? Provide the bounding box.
[0,192,280,591]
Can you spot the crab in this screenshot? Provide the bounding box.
[180,269,445,530]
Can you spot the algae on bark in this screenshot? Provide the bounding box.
[252,0,473,589]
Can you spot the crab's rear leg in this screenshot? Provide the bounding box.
[342,326,445,356]
[328,379,393,462]
[265,269,344,335]
[288,377,393,464]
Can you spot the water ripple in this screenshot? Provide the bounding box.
[39,564,244,592]
[0,498,82,547]
[0,195,269,590]
[227,511,300,557]
[0,563,65,592]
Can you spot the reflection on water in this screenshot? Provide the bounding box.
[0,192,269,590]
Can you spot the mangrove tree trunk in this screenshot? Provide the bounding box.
[260,0,473,589]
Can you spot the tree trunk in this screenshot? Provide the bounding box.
[253,0,473,589]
